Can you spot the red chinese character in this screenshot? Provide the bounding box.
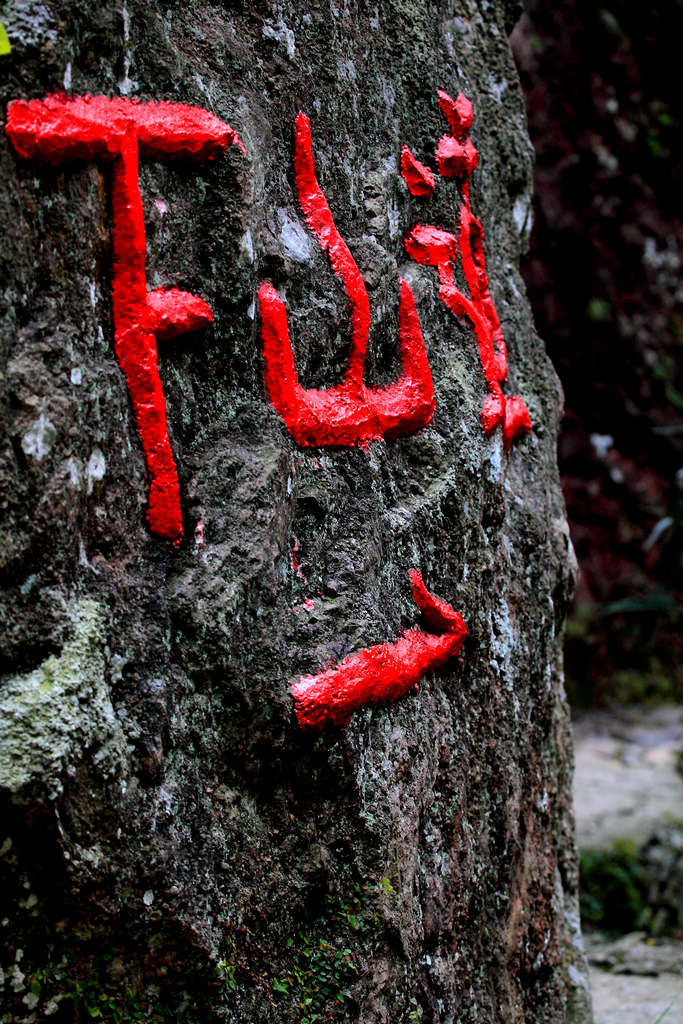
[259,112,435,447]
[6,94,244,542]
[403,89,531,449]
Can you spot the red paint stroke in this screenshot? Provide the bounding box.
[291,570,467,729]
[147,288,213,341]
[291,537,306,579]
[404,90,531,448]
[435,133,479,180]
[503,396,532,449]
[437,88,473,139]
[400,145,435,197]
[6,94,244,541]
[259,111,435,447]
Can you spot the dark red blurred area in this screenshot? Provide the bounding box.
[511,1,682,704]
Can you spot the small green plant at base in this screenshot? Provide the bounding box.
[408,994,423,1022]
[30,948,204,1024]
[270,887,374,1020]
[580,840,648,932]
[216,957,237,992]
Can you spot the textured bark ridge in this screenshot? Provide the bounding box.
[0,2,591,1022]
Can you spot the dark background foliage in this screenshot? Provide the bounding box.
[511,0,683,706]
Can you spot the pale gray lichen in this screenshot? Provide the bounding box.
[21,413,57,462]
[0,599,127,799]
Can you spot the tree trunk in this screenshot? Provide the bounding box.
[0,1,592,1021]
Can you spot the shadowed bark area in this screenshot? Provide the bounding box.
[0,2,591,1021]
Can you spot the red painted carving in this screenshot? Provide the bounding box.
[291,571,467,728]
[435,88,478,180]
[291,537,306,579]
[400,145,436,197]
[404,90,531,448]
[259,112,435,447]
[6,94,244,541]
[437,88,474,138]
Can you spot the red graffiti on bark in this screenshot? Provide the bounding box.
[400,145,436,197]
[291,537,306,579]
[6,94,244,541]
[404,89,531,449]
[259,111,435,447]
[291,570,467,729]
[435,88,478,180]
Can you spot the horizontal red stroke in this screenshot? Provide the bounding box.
[291,571,467,728]
[259,111,435,447]
[6,93,244,163]
[6,94,244,541]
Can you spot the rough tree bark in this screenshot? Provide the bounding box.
[0,1,592,1022]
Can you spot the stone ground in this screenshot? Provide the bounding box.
[572,705,683,1024]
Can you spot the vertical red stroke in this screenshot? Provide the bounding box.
[404,90,531,449]
[6,94,244,541]
[293,111,370,396]
[291,570,467,729]
[258,112,435,447]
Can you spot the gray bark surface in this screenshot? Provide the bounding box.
[0,1,591,1021]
